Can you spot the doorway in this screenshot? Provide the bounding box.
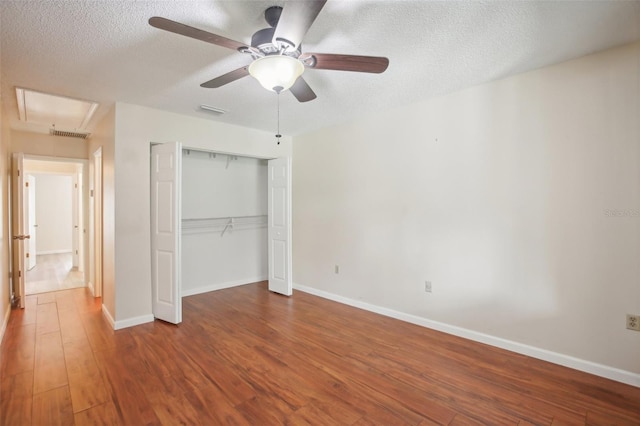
[11,154,89,305]
[23,160,85,294]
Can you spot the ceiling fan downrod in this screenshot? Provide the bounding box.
[275,90,282,145]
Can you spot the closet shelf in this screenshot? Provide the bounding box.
[182,215,267,236]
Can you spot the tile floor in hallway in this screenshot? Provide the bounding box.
[25,253,84,295]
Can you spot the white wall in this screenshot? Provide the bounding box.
[181,151,268,294]
[293,42,640,379]
[113,103,291,326]
[32,174,73,254]
[10,130,88,159]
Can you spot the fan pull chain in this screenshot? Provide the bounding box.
[275,91,282,145]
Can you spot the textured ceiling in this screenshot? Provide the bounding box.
[1,0,639,137]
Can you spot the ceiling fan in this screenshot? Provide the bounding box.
[149,0,389,102]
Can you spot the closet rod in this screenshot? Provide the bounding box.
[182,214,266,222]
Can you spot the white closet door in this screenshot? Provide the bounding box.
[11,153,26,308]
[151,142,182,324]
[267,157,292,296]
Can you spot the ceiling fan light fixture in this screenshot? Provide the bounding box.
[248,55,304,93]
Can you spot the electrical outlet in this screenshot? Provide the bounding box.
[335,265,339,274]
[424,281,432,293]
[627,314,640,331]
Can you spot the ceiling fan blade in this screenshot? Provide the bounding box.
[289,77,317,102]
[303,53,389,73]
[200,66,250,88]
[272,0,327,50]
[149,17,247,51]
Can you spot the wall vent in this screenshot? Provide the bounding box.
[49,128,91,139]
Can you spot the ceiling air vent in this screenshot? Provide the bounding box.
[49,128,91,139]
[199,104,227,115]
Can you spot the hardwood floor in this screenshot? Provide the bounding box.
[1,282,639,425]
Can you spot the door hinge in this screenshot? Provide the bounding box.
[17,169,20,177]
[75,183,78,189]
[90,189,94,197]
[75,250,78,255]
[26,253,29,258]
[25,181,29,187]
[18,270,21,278]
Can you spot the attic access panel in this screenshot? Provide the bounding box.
[15,87,98,132]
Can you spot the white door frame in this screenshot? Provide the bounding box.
[12,154,90,299]
[91,148,103,297]
[11,153,26,308]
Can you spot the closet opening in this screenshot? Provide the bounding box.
[181,149,268,296]
[150,142,292,324]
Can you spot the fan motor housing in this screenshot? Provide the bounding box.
[251,27,301,57]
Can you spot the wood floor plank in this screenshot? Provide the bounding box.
[449,413,493,425]
[0,370,33,426]
[31,385,74,426]
[80,313,133,353]
[0,323,36,377]
[235,395,298,425]
[63,338,110,413]
[35,301,59,335]
[586,409,640,426]
[286,400,360,426]
[138,373,202,426]
[7,297,37,329]
[73,401,120,426]
[172,334,257,406]
[182,380,253,425]
[55,291,80,313]
[93,348,161,425]
[33,331,67,394]
[36,292,56,305]
[260,345,420,425]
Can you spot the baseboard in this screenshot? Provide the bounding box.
[182,277,267,297]
[37,250,72,255]
[101,304,153,330]
[0,304,11,345]
[114,314,154,330]
[101,304,115,329]
[293,283,640,388]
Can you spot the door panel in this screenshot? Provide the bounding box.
[267,157,292,296]
[72,173,79,268]
[150,142,182,324]
[26,175,37,270]
[11,153,26,308]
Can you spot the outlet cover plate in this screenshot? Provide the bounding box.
[627,314,640,331]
